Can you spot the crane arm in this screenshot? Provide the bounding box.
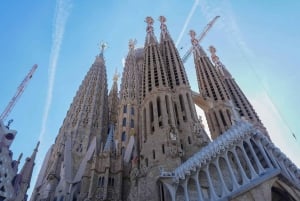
[0,64,38,121]
[182,16,220,63]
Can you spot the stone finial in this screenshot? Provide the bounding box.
[209,46,216,54]
[145,16,154,26]
[17,153,23,164]
[189,30,196,40]
[189,30,207,57]
[145,16,154,33]
[189,30,199,46]
[35,141,40,151]
[159,16,166,24]
[129,39,137,50]
[209,45,220,64]
[159,16,168,39]
[99,42,107,54]
[113,69,120,82]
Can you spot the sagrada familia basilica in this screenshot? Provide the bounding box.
[1,16,300,201]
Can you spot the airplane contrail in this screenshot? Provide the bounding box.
[39,0,72,143]
[176,0,200,47]
[28,0,72,198]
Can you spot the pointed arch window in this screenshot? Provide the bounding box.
[122,118,127,127]
[131,119,134,128]
[98,176,105,187]
[179,94,187,121]
[122,132,126,142]
[123,105,127,113]
[145,158,148,167]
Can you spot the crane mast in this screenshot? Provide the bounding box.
[0,64,38,122]
[181,16,220,63]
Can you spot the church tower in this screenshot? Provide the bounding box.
[136,16,183,201]
[31,44,110,201]
[189,30,234,139]
[115,39,142,165]
[159,16,209,159]
[209,46,268,136]
[115,40,144,199]
[77,72,122,201]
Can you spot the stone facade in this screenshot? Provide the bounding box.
[0,120,39,201]
[31,16,300,201]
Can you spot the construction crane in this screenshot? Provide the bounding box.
[0,64,38,122]
[181,16,220,63]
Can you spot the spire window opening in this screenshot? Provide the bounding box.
[145,158,148,167]
[122,118,127,127]
[219,110,227,127]
[131,119,134,128]
[153,150,156,159]
[179,94,187,122]
[108,177,115,187]
[123,105,127,113]
[213,111,221,133]
[188,136,191,144]
[165,95,171,124]
[150,102,155,133]
[226,109,232,124]
[98,176,105,187]
[143,108,147,142]
[162,144,165,154]
[174,103,180,126]
[186,93,195,121]
[157,97,163,127]
[122,132,126,142]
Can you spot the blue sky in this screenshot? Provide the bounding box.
[0,0,299,197]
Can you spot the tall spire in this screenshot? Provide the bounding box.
[190,31,235,139]
[108,69,120,125]
[31,46,109,200]
[209,46,268,136]
[15,141,40,201]
[159,16,209,158]
[116,39,142,164]
[159,16,189,88]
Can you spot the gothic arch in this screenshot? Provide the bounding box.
[218,156,233,191]
[157,181,172,201]
[250,139,269,169]
[187,177,198,201]
[243,141,259,174]
[175,185,185,201]
[208,163,222,197]
[227,151,243,185]
[235,146,252,179]
[70,183,80,201]
[198,170,210,200]
[271,180,298,201]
